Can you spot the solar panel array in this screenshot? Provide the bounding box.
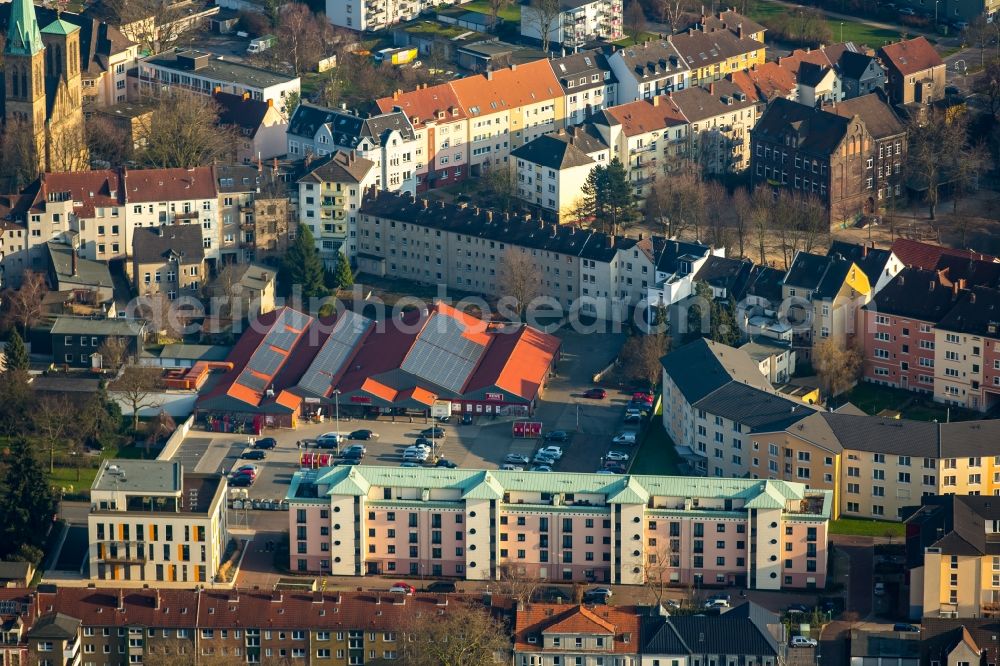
[236,369,268,392]
[233,309,312,396]
[263,309,312,351]
[400,314,487,393]
[298,311,372,397]
[248,346,285,377]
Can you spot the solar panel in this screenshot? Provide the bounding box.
[236,369,267,392]
[298,311,372,396]
[266,326,299,352]
[285,309,311,332]
[248,347,285,377]
[400,314,487,393]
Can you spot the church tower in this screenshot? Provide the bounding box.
[3,0,47,174]
[40,18,88,171]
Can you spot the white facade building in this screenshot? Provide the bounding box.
[520,0,623,48]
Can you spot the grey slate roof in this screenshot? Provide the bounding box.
[549,49,617,93]
[829,93,904,139]
[838,50,880,81]
[935,286,1000,337]
[696,382,815,432]
[827,240,893,287]
[644,602,781,658]
[288,103,415,145]
[784,251,853,299]
[694,255,754,299]
[298,150,376,184]
[660,338,773,404]
[746,265,786,303]
[46,242,114,290]
[905,494,1000,561]
[510,129,605,170]
[797,61,831,87]
[818,412,939,457]
[132,224,205,265]
[27,612,82,640]
[615,39,690,78]
[753,97,849,156]
[50,316,145,337]
[863,267,960,322]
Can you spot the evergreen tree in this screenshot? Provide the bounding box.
[278,223,328,300]
[2,330,29,373]
[331,252,354,290]
[0,438,56,562]
[579,158,639,236]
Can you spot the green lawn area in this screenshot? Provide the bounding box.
[48,441,157,496]
[614,32,660,47]
[843,382,980,422]
[629,409,681,476]
[748,0,901,47]
[830,517,905,538]
[461,0,521,22]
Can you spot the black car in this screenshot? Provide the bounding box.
[420,427,445,438]
[255,437,277,449]
[242,450,267,460]
[544,430,570,442]
[414,437,434,448]
[426,581,457,594]
[349,429,378,441]
[435,458,458,468]
[893,623,920,633]
[230,475,253,487]
[582,592,609,605]
[461,414,474,425]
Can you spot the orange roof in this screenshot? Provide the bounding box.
[777,47,834,75]
[730,62,796,101]
[878,36,943,76]
[360,378,397,402]
[274,390,302,411]
[397,386,436,406]
[433,302,491,346]
[513,604,640,653]
[124,167,216,202]
[494,327,562,398]
[450,60,562,118]
[375,83,466,129]
[605,96,687,137]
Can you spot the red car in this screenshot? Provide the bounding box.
[633,392,654,404]
[584,388,607,399]
[389,582,415,595]
[233,468,257,481]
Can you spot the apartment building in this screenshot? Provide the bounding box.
[87,459,228,585]
[905,494,1000,619]
[933,286,1000,412]
[135,50,300,114]
[781,250,872,365]
[669,79,758,173]
[287,465,832,590]
[669,25,766,89]
[212,91,288,164]
[644,239,723,317]
[514,604,639,666]
[214,164,294,264]
[549,49,618,127]
[286,104,419,195]
[297,151,378,265]
[50,316,146,368]
[826,239,903,295]
[520,0,623,48]
[375,83,470,191]
[828,93,907,207]
[326,0,463,31]
[0,218,29,288]
[131,223,205,300]
[511,127,609,222]
[26,613,81,666]
[608,39,691,103]
[877,36,945,106]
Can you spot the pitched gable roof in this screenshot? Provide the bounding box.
[213,91,275,137]
[132,223,205,265]
[29,170,124,218]
[514,604,640,653]
[124,167,217,202]
[669,28,764,69]
[298,150,376,185]
[828,93,904,139]
[668,78,754,122]
[450,59,562,118]
[602,96,686,137]
[730,62,796,101]
[752,98,850,156]
[376,83,467,128]
[878,36,943,76]
[864,267,961,322]
[660,337,773,403]
[890,238,997,269]
[510,130,604,170]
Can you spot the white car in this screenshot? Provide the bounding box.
[612,432,637,445]
[605,451,629,462]
[537,446,564,460]
[704,598,730,609]
[316,432,346,448]
[500,464,524,471]
[505,453,530,464]
[403,447,429,461]
[790,636,818,648]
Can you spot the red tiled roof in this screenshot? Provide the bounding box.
[513,604,640,653]
[451,60,562,118]
[124,167,217,203]
[29,170,125,218]
[376,83,467,129]
[730,62,796,101]
[891,238,997,270]
[878,36,943,76]
[467,325,560,400]
[605,96,687,137]
[777,47,834,75]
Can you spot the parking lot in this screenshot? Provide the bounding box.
[167,328,645,502]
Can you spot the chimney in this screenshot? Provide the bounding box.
[486,211,493,222]
[154,590,161,610]
[709,83,715,96]
[929,281,935,291]
[486,70,493,80]
[393,90,401,100]
[608,236,615,248]
[737,23,744,38]
[953,280,960,296]
[652,95,661,107]
[158,225,165,238]
[971,292,977,304]
[959,278,967,290]
[242,91,250,101]
[422,199,429,209]
[118,589,125,612]
[71,249,78,277]
[862,244,868,258]
[511,63,517,71]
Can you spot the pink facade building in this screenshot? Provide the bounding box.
[287,467,832,590]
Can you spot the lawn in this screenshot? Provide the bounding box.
[748,0,901,47]
[830,517,905,538]
[629,411,682,475]
[843,382,980,422]
[48,441,157,496]
[614,31,661,47]
[461,0,521,22]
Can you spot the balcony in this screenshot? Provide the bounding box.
[983,602,1000,617]
[173,211,199,221]
[96,541,148,565]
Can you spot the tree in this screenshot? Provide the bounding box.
[103,0,204,54]
[3,330,29,373]
[0,365,34,438]
[646,162,706,239]
[97,336,131,372]
[619,333,670,390]
[730,187,751,259]
[579,159,639,236]
[3,270,47,335]
[749,187,772,265]
[625,0,647,44]
[814,339,863,398]
[642,540,677,608]
[525,0,563,52]
[487,0,509,29]
[278,223,328,301]
[0,118,39,191]
[402,600,508,666]
[274,4,335,76]
[85,114,134,168]
[481,163,518,211]
[497,564,543,608]
[0,438,56,563]
[687,282,740,346]
[111,366,164,434]
[79,383,123,452]
[951,141,988,219]
[33,395,79,474]
[237,10,273,36]
[329,252,354,291]
[148,410,177,455]
[133,92,237,168]
[906,108,970,220]
[497,248,541,321]
[978,58,1000,119]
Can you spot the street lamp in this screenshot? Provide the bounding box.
[935,0,940,24]
[840,21,844,42]
[333,389,341,453]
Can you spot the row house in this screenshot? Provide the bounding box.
[0,585,486,665]
[357,190,680,320]
[131,223,205,300]
[521,0,623,48]
[287,464,832,590]
[212,91,288,165]
[669,24,766,89]
[376,82,470,192]
[514,605,639,666]
[934,286,1000,411]
[668,79,758,174]
[286,104,419,195]
[608,39,691,104]
[297,151,378,265]
[550,49,618,127]
[214,164,295,265]
[0,217,29,288]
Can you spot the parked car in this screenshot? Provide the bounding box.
[316,432,345,448]
[583,388,607,399]
[342,444,367,457]
[785,604,809,615]
[612,432,637,445]
[389,582,415,595]
[704,598,730,609]
[435,458,458,468]
[461,414,474,425]
[626,400,652,414]
[537,446,564,460]
[436,416,452,423]
[400,461,421,468]
[624,409,644,422]
[233,469,257,481]
[254,437,277,449]
[874,582,886,596]
[338,458,361,466]
[403,449,429,462]
[530,465,552,472]
[230,475,253,487]
[420,427,445,438]
[427,581,457,594]
[586,587,612,599]
[242,450,266,460]
[414,437,434,448]
[349,429,379,441]
[533,453,557,466]
[544,430,570,442]
[945,84,961,96]
[500,464,525,471]
[893,623,920,633]
[605,451,629,462]
[595,469,618,474]
[604,460,627,473]
[236,464,259,474]
[632,392,653,404]
[899,6,916,14]
[790,636,818,648]
[505,453,530,464]
[953,20,969,29]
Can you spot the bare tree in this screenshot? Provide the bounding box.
[148,410,177,455]
[497,563,543,608]
[619,333,670,390]
[626,0,648,44]
[402,600,508,666]
[97,336,131,372]
[0,118,40,190]
[33,395,79,473]
[110,366,164,434]
[905,108,969,220]
[481,163,518,211]
[749,187,773,265]
[731,187,751,259]
[3,270,48,335]
[103,0,204,54]
[86,114,134,168]
[525,0,563,52]
[642,540,678,608]
[133,92,238,168]
[274,3,336,76]
[487,0,510,29]
[813,340,862,398]
[497,248,541,321]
